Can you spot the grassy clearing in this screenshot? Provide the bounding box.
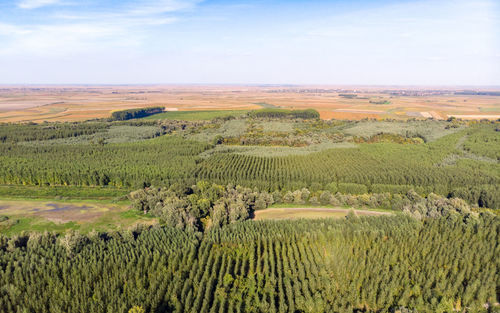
[0,217,77,236]
[200,142,357,157]
[343,120,463,142]
[100,125,161,143]
[0,199,155,235]
[191,119,248,143]
[254,207,392,220]
[144,110,250,120]
[259,121,295,132]
[0,185,130,201]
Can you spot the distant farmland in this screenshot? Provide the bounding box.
[1,85,499,122]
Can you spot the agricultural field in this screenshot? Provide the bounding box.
[1,85,500,122]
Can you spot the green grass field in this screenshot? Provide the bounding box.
[0,185,130,200]
[144,110,250,120]
[201,142,358,157]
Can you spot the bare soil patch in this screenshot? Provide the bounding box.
[0,200,118,223]
[254,207,391,220]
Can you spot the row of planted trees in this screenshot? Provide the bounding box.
[0,211,497,312]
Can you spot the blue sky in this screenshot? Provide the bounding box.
[0,0,498,85]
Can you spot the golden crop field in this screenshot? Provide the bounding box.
[0,85,499,122]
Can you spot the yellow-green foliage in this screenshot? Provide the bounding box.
[343,120,462,142]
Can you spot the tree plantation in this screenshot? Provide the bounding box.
[0,213,497,312]
[0,110,499,312]
[0,115,498,208]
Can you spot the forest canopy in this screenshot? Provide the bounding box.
[0,112,498,313]
[0,211,497,312]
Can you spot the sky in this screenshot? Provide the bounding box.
[0,0,499,85]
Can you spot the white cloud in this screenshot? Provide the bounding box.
[18,0,61,9]
[1,0,199,57]
[0,23,31,36]
[127,0,201,15]
[1,0,498,84]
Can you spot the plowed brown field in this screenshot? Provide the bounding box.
[1,85,498,122]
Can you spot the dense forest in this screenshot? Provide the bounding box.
[0,212,497,312]
[0,135,209,187]
[111,107,165,121]
[0,111,498,312]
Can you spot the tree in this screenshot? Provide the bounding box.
[229,200,249,223]
[319,191,332,205]
[58,230,88,257]
[212,201,228,228]
[283,191,294,203]
[300,188,310,202]
[272,190,283,203]
[128,305,146,313]
[293,190,304,204]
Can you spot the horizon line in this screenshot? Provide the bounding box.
[1,83,500,89]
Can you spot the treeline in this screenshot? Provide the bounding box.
[248,108,320,119]
[129,182,271,231]
[353,132,425,144]
[0,136,211,188]
[0,122,108,143]
[0,213,497,312]
[111,106,164,121]
[0,120,164,143]
[129,182,479,231]
[455,90,500,96]
[339,93,357,98]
